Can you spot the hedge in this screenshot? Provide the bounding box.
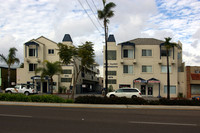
[75,96,200,106]
[0,93,73,103]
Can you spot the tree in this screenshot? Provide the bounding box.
[163,37,178,100]
[98,0,116,96]
[57,41,95,99]
[0,47,20,87]
[35,60,62,94]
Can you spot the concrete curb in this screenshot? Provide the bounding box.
[0,101,200,110]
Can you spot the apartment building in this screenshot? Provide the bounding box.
[17,34,100,94]
[104,35,185,98]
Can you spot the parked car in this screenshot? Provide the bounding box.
[106,88,142,98]
[5,84,36,96]
[192,96,200,101]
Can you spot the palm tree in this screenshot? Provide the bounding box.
[163,37,178,100]
[35,60,62,94]
[98,0,116,96]
[0,47,20,87]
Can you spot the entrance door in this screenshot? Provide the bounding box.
[148,86,153,96]
[42,82,47,93]
[141,85,146,95]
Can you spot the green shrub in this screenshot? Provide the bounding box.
[75,96,147,105]
[0,93,73,103]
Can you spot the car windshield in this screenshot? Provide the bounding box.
[15,86,20,89]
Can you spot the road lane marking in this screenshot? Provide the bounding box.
[129,121,197,126]
[0,114,32,118]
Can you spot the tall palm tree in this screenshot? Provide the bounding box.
[163,37,178,100]
[0,47,20,87]
[98,0,116,96]
[35,60,62,94]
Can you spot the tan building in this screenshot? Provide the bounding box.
[17,34,100,94]
[186,66,200,98]
[104,35,186,98]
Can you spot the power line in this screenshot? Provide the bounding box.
[85,0,103,28]
[91,0,98,11]
[77,0,102,34]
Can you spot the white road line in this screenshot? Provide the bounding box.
[129,121,197,126]
[0,114,32,118]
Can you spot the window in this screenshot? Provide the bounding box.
[62,69,72,74]
[29,64,37,71]
[61,78,72,82]
[123,49,133,58]
[29,48,36,56]
[123,89,138,92]
[191,85,200,94]
[142,49,152,56]
[123,65,133,74]
[161,65,171,73]
[161,50,171,56]
[108,71,117,76]
[107,50,116,60]
[48,49,54,54]
[108,79,117,84]
[164,86,176,94]
[142,66,152,73]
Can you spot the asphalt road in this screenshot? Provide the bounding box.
[0,105,200,133]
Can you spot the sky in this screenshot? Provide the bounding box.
[0,0,200,76]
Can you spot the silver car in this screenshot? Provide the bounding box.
[107,88,142,98]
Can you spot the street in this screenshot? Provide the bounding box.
[0,105,199,133]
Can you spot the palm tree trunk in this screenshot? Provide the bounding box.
[167,49,170,100]
[104,18,108,97]
[50,77,53,94]
[8,65,11,87]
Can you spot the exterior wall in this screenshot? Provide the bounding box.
[186,66,200,98]
[104,37,185,98]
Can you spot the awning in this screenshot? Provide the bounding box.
[191,73,200,80]
[147,78,160,83]
[25,41,39,46]
[133,77,147,83]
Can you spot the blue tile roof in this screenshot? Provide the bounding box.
[62,34,73,42]
[107,34,116,42]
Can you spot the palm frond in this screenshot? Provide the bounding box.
[0,54,8,63]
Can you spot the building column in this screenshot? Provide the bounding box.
[186,66,191,98]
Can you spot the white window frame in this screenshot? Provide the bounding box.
[123,65,133,74]
[161,65,171,73]
[142,49,152,56]
[142,65,152,73]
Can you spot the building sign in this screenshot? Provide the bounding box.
[148,80,160,83]
[134,80,147,83]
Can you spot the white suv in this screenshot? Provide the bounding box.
[106,88,142,98]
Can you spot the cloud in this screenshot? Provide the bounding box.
[1,0,200,74]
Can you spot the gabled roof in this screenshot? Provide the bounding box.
[107,34,116,42]
[62,34,73,42]
[119,38,164,45]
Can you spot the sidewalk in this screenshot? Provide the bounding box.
[0,101,200,110]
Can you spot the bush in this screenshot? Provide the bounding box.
[75,96,200,106]
[75,96,147,105]
[0,93,73,103]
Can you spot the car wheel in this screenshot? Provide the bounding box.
[24,92,29,96]
[132,95,137,99]
[110,95,115,98]
[7,91,12,94]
